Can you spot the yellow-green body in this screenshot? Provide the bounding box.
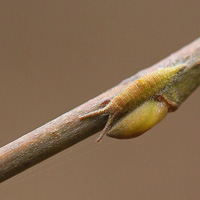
[108,65,185,116]
[80,65,186,142]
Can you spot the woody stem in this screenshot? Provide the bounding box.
[0,38,200,183]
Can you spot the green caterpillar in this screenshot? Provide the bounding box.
[80,65,185,142]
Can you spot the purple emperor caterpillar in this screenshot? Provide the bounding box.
[80,65,186,142]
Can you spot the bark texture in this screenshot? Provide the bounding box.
[0,38,200,183]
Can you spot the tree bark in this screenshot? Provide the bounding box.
[0,38,200,183]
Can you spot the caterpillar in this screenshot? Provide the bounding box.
[80,65,185,142]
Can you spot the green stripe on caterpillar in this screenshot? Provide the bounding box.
[80,65,186,142]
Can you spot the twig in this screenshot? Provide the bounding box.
[0,38,200,183]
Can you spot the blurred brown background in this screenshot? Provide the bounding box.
[0,1,200,200]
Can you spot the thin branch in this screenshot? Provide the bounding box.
[0,38,200,183]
